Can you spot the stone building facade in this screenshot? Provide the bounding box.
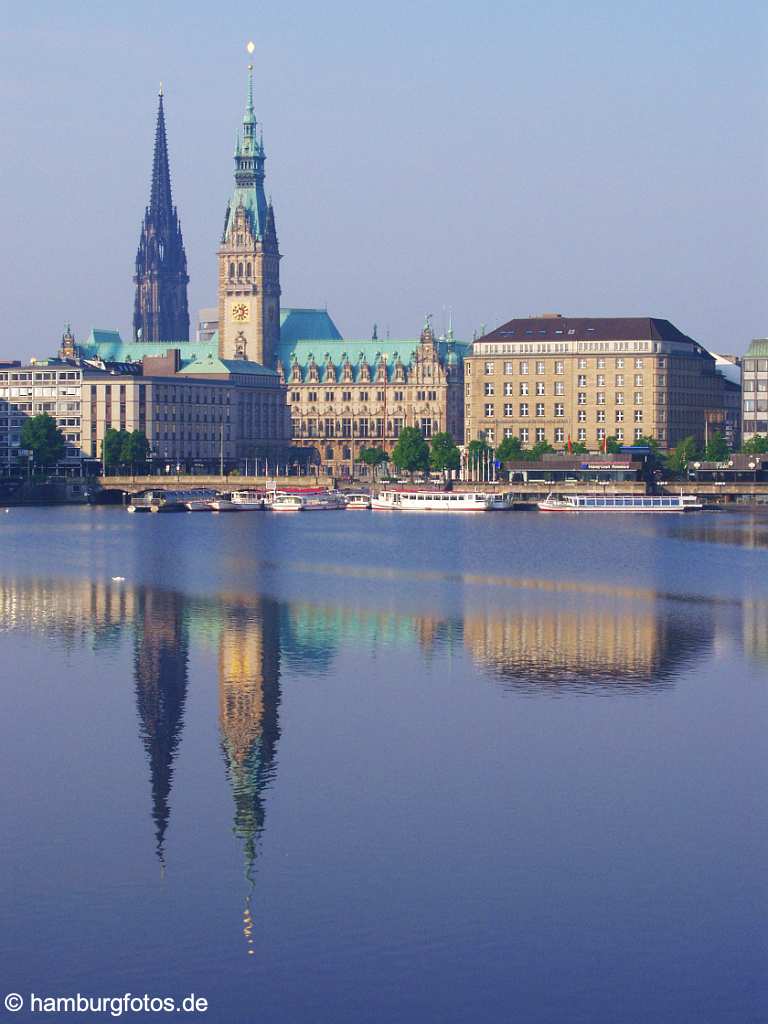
[741,340,768,443]
[465,315,727,451]
[0,357,84,472]
[278,321,466,476]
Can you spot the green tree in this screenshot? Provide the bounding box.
[705,431,729,462]
[528,441,554,460]
[743,435,768,455]
[391,427,430,476]
[495,436,524,462]
[667,435,701,474]
[102,428,128,472]
[359,445,388,479]
[605,435,623,454]
[120,430,151,467]
[429,432,460,475]
[20,413,65,468]
[565,441,588,455]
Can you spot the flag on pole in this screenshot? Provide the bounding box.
[567,434,573,454]
[602,434,608,454]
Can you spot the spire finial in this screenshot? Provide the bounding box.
[246,41,256,117]
[159,81,163,97]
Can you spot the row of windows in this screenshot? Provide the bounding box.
[479,427,651,444]
[476,357,656,375]
[289,389,411,403]
[482,378,648,396]
[482,403,645,422]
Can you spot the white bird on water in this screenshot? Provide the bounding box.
[111,576,126,582]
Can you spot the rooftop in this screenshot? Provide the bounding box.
[475,315,700,346]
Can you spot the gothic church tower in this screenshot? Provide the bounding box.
[133,89,190,342]
[217,62,281,365]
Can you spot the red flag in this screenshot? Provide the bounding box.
[602,434,608,454]
[567,434,573,454]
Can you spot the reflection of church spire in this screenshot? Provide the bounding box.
[218,597,281,954]
[133,587,190,869]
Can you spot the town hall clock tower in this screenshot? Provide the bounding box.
[218,57,281,365]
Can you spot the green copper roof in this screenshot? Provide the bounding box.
[180,353,278,378]
[276,337,468,382]
[279,308,342,347]
[81,329,216,364]
[746,339,768,357]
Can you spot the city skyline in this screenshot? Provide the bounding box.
[0,0,765,361]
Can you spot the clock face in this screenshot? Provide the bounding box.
[231,302,250,323]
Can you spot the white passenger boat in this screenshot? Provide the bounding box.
[182,489,218,511]
[271,489,345,512]
[343,493,372,510]
[371,489,494,512]
[210,496,238,512]
[231,489,266,511]
[537,492,702,513]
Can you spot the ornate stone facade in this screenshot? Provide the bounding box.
[278,320,466,476]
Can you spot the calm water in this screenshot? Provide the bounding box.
[0,507,766,1023]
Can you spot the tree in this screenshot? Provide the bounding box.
[667,435,701,474]
[20,413,65,468]
[605,436,623,454]
[705,431,729,462]
[743,435,768,455]
[120,430,150,467]
[429,432,460,475]
[102,428,128,472]
[391,427,430,476]
[359,446,388,479]
[567,442,588,454]
[528,441,554,460]
[495,436,524,462]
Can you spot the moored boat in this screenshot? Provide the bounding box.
[231,489,266,511]
[344,493,372,510]
[372,488,493,512]
[210,495,238,511]
[271,489,345,512]
[537,492,702,513]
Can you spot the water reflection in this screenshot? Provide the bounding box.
[0,571,760,954]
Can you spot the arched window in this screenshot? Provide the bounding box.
[238,263,243,278]
[246,262,252,278]
[229,262,235,280]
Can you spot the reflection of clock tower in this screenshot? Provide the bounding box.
[218,62,281,365]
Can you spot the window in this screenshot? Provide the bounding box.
[578,409,587,422]
[577,428,586,442]
[634,428,644,441]
[484,382,495,396]
[657,375,666,386]
[420,418,433,438]
[615,409,624,422]
[634,375,643,387]
[615,358,624,368]
[290,391,300,402]
[615,392,624,405]
[520,428,529,442]
[536,361,545,374]
[578,375,587,387]
[504,403,514,416]
[615,375,625,386]
[535,428,546,442]
[394,390,404,402]
[634,409,643,422]
[554,403,564,417]
[341,418,352,437]
[484,361,495,374]
[597,428,606,441]
[342,390,352,402]
[520,382,529,396]
[358,417,369,437]
[578,358,587,369]
[535,381,545,396]
[504,361,514,374]
[577,393,586,406]
[519,402,529,417]
[597,358,605,369]
[358,391,369,401]
[554,361,564,374]
[597,409,605,422]
[554,427,565,443]
[634,358,643,368]
[596,375,605,387]
[615,428,624,441]
[554,382,564,395]
[535,403,545,417]
[392,417,403,437]
[634,392,643,405]
[485,429,495,443]
[308,391,318,402]
[325,391,335,402]
[484,403,494,417]
[519,361,528,374]
[504,382,514,396]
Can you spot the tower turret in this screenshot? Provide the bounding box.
[133,88,190,342]
[218,56,281,365]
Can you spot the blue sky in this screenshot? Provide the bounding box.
[0,0,765,358]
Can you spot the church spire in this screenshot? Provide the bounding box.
[133,87,190,342]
